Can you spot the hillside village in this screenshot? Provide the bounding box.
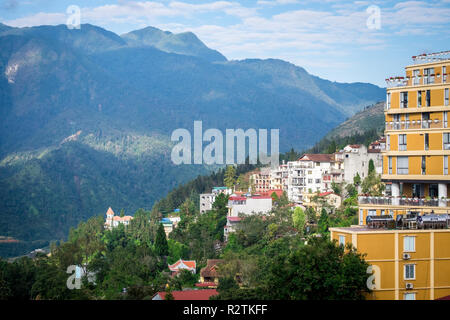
[93,52,450,301]
[2,52,450,302]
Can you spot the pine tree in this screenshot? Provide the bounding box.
[155,223,169,256]
[224,165,236,189]
[368,159,375,174]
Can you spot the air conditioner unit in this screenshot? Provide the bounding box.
[406,283,414,290]
[402,253,411,260]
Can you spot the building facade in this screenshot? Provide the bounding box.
[359,52,450,222]
[330,225,450,300]
[335,52,450,300]
[342,144,382,185]
[104,207,133,230]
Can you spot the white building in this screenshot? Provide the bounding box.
[342,144,383,184]
[199,187,232,213]
[270,162,289,190]
[224,194,273,241]
[287,154,342,204]
[104,207,133,230]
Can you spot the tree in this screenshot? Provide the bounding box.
[259,237,370,300]
[278,192,289,207]
[292,207,306,236]
[236,174,249,191]
[345,183,358,198]
[155,223,169,256]
[224,165,237,189]
[353,173,361,187]
[361,172,385,196]
[165,286,174,300]
[318,208,329,235]
[368,159,375,175]
[325,140,337,154]
[331,182,342,196]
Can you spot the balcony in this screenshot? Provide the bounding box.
[288,163,313,169]
[385,119,446,131]
[358,196,450,207]
[385,74,449,88]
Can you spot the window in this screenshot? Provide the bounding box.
[426,90,431,107]
[368,210,376,216]
[444,66,447,83]
[444,133,450,150]
[315,179,320,184]
[445,88,449,106]
[445,156,448,175]
[387,135,390,150]
[424,67,435,84]
[404,264,415,280]
[400,91,408,108]
[339,235,345,246]
[308,179,313,184]
[388,156,392,174]
[424,133,429,151]
[399,134,407,151]
[386,93,391,109]
[422,112,430,128]
[417,91,422,107]
[413,184,422,197]
[422,156,426,175]
[397,156,409,175]
[404,293,416,300]
[359,209,364,225]
[394,114,401,129]
[404,236,415,252]
[381,209,385,215]
[413,69,420,85]
[430,184,438,198]
[445,111,448,128]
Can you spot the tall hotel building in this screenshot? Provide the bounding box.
[330,51,450,300]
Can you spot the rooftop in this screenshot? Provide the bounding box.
[298,153,334,163]
[153,289,218,300]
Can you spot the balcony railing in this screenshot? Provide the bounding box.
[385,119,446,131]
[358,196,450,207]
[386,75,449,88]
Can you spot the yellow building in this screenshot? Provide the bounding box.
[333,52,450,300]
[330,226,450,300]
[359,52,450,222]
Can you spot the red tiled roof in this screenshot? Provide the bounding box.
[200,259,224,278]
[250,196,273,199]
[154,289,218,300]
[298,154,334,162]
[195,282,217,288]
[348,144,361,148]
[106,207,115,216]
[319,191,334,197]
[168,259,196,272]
[229,196,246,201]
[227,216,242,222]
[113,215,133,221]
[368,149,380,153]
[256,189,283,198]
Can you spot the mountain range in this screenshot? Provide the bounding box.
[0,22,385,257]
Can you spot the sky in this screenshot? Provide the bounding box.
[1,0,450,87]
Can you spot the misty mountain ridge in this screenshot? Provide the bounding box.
[0,22,385,257]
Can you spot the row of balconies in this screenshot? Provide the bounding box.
[358,196,450,207]
[386,119,447,131]
[386,74,449,88]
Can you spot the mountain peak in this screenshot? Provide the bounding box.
[121,26,226,62]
